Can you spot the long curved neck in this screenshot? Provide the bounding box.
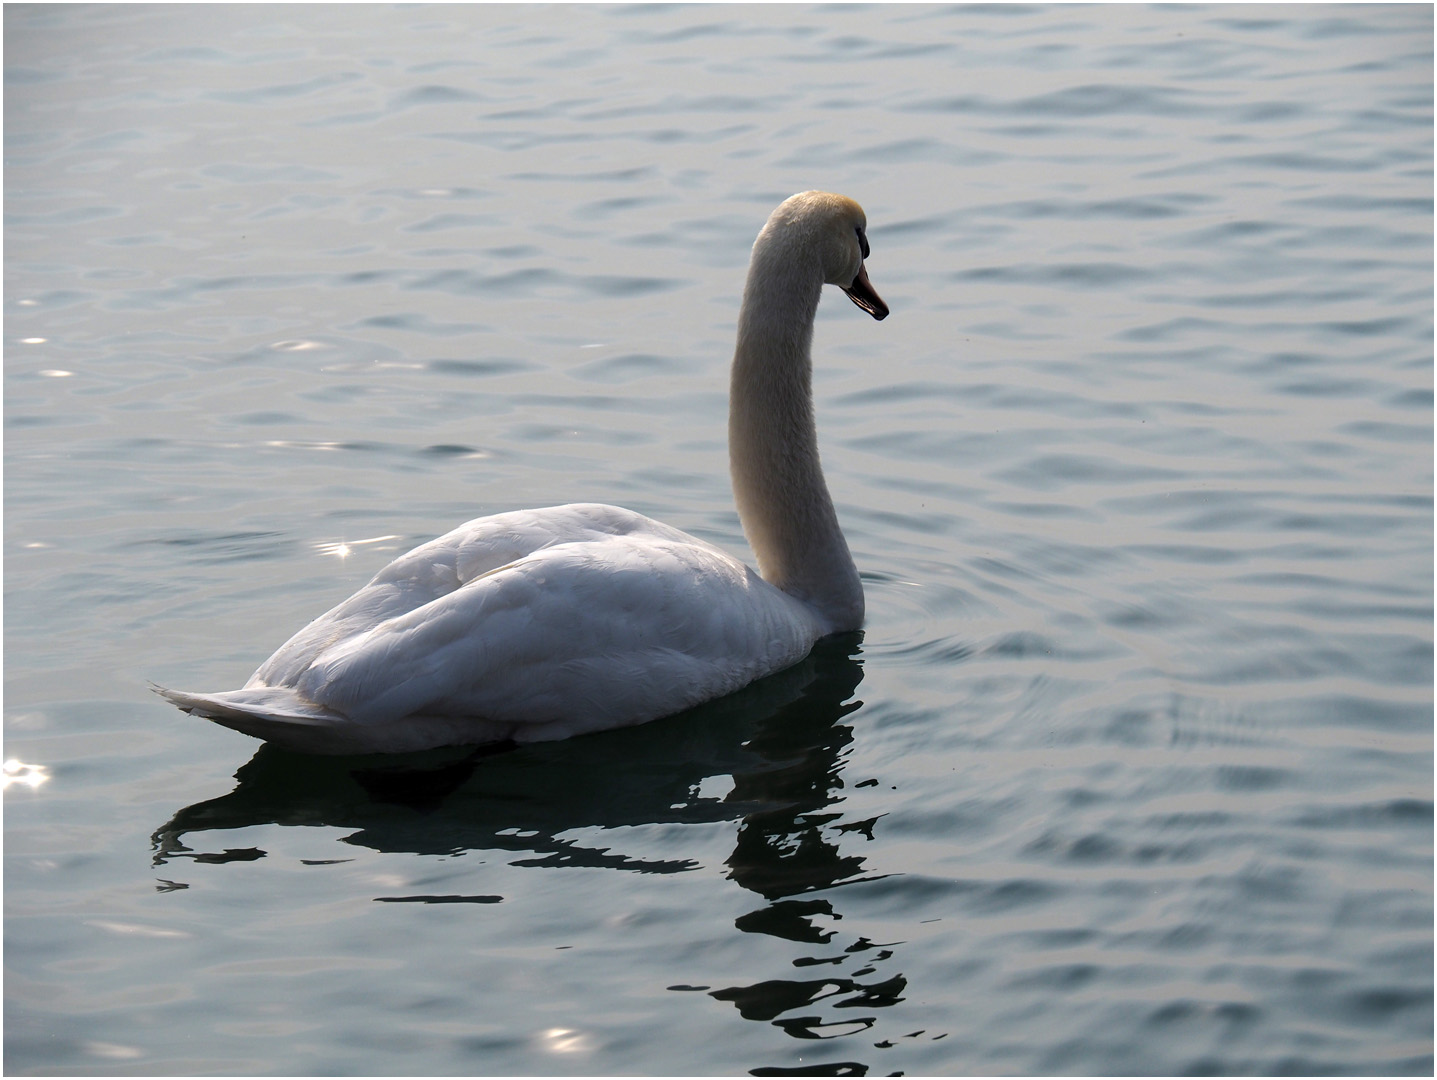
[728,243,863,632]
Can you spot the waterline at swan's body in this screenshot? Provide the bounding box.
[156,191,888,755]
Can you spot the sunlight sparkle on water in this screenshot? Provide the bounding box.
[3,760,50,791]
[541,1028,593,1054]
[314,535,403,560]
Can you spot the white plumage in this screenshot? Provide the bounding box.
[156,191,888,754]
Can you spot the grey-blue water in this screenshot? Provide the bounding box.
[5,4,1432,1075]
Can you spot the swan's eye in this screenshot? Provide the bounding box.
[856,227,870,261]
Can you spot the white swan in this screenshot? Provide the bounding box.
[155,191,888,754]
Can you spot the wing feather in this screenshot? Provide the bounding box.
[227,504,821,744]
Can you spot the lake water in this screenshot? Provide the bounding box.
[4,3,1432,1075]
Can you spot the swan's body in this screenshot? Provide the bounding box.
[156,191,888,755]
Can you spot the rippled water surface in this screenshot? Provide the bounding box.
[5,4,1432,1075]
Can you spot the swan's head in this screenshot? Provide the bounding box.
[762,191,889,321]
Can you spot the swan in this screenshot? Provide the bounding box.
[154,190,888,755]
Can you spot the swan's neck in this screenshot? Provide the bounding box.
[728,246,863,632]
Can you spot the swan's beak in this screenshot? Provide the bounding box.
[843,264,889,321]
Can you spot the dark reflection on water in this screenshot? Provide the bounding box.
[152,635,913,1068]
[152,635,865,872]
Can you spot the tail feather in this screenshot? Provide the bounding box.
[151,683,519,755]
[151,684,351,748]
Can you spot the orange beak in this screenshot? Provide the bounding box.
[842,263,888,320]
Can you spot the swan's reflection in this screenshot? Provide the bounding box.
[154,634,908,1064]
[153,635,868,871]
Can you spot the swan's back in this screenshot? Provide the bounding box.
[160,504,824,753]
